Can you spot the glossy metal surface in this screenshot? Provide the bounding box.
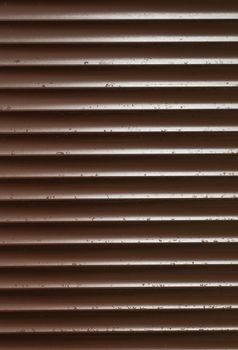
[0,0,238,348]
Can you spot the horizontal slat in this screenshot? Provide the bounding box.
[0,333,237,350]
[0,288,237,311]
[0,43,237,66]
[0,221,238,245]
[0,309,238,333]
[0,199,236,222]
[0,66,237,89]
[0,0,237,20]
[0,110,238,133]
[0,177,238,200]
[0,88,237,111]
[0,266,238,289]
[0,133,237,155]
[0,21,238,43]
[0,243,236,267]
[0,155,237,178]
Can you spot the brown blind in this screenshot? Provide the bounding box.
[0,0,238,348]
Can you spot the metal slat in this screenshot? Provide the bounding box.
[1,309,238,333]
[0,132,237,155]
[0,110,237,133]
[0,0,238,20]
[0,243,237,267]
[0,333,237,350]
[0,221,237,245]
[1,20,238,43]
[0,199,237,222]
[0,88,237,111]
[0,266,238,289]
[1,66,238,89]
[0,177,238,200]
[1,43,237,66]
[0,288,238,311]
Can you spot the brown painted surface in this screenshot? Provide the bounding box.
[0,0,238,349]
